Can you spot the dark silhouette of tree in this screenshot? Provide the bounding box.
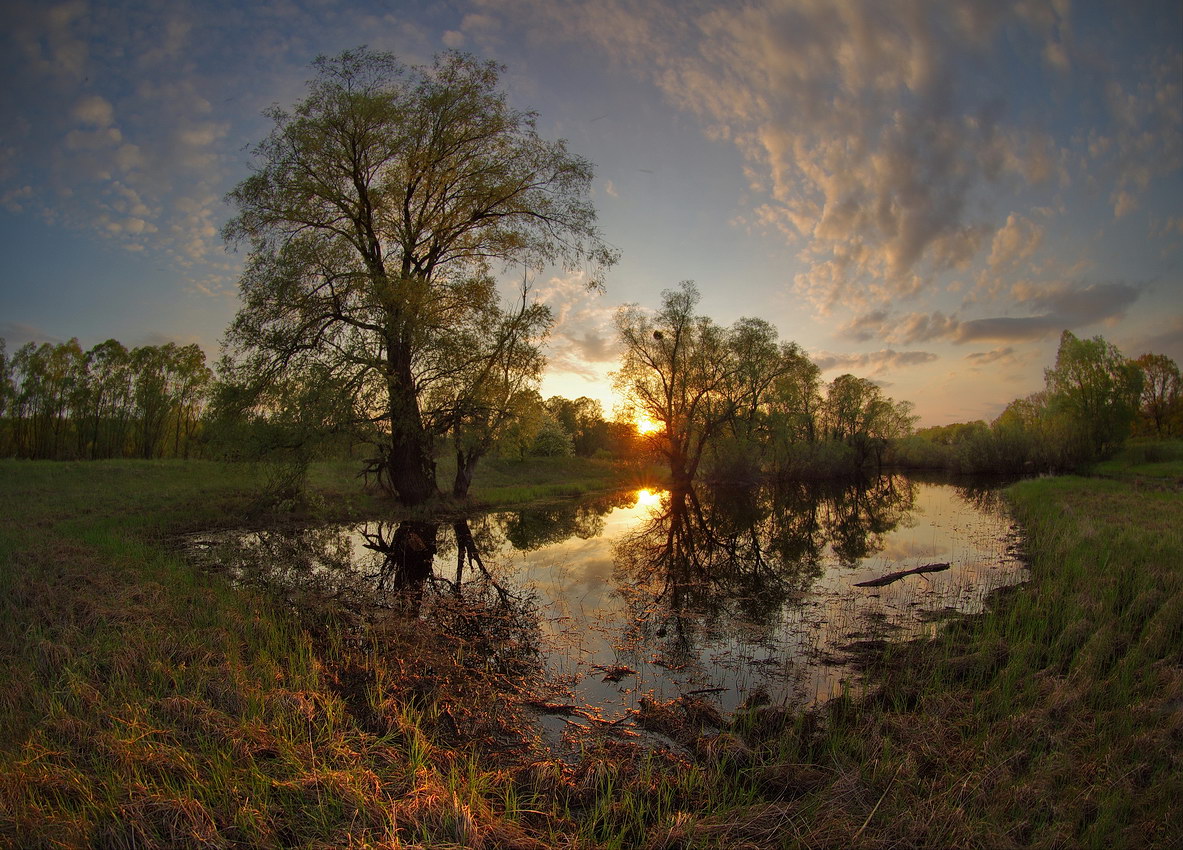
[615,282,795,489]
[1132,353,1181,438]
[221,48,615,505]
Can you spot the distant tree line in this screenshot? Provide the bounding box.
[0,334,642,472]
[615,282,916,489]
[0,337,212,460]
[894,331,1180,474]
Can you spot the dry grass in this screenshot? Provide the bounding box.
[1,458,1179,848]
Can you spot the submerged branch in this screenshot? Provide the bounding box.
[853,562,951,588]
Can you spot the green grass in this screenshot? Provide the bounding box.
[1,453,1178,847]
[0,457,653,847]
[1088,438,1183,480]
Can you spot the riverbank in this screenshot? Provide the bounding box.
[652,447,1180,848]
[0,457,650,847]
[1,454,1178,846]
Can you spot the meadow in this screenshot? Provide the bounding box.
[0,447,1178,847]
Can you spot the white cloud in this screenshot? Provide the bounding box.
[535,272,620,380]
[833,279,1143,347]
[496,0,1175,315]
[811,348,938,375]
[988,213,1044,269]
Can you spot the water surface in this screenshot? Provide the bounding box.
[189,476,1027,727]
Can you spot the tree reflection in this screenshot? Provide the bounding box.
[211,518,541,676]
[819,475,915,566]
[612,475,915,663]
[359,520,439,606]
[495,491,635,551]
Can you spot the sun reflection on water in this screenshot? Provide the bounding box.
[634,488,662,507]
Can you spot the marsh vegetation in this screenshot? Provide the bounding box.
[2,44,1180,849]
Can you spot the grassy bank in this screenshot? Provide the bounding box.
[1,454,1178,847]
[0,457,651,848]
[628,448,1180,848]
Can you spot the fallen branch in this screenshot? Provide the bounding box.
[854,562,951,588]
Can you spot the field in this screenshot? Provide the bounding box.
[0,449,1179,847]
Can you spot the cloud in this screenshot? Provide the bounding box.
[497,0,1073,308]
[0,0,434,278]
[811,348,938,375]
[0,322,61,347]
[988,213,1044,269]
[839,281,1143,346]
[965,347,1016,366]
[836,309,890,342]
[891,311,961,345]
[535,272,620,380]
[1097,53,1183,222]
[1012,279,1141,324]
[495,0,1177,313]
[953,281,1140,342]
[71,95,115,128]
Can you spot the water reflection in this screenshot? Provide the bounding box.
[204,517,544,678]
[613,477,916,667]
[190,476,1026,724]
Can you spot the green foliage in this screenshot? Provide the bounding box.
[1044,330,1142,459]
[0,337,211,460]
[821,374,916,470]
[1132,352,1182,437]
[530,417,575,457]
[544,395,617,456]
[897,333,1170,475]
[222,47,614,504]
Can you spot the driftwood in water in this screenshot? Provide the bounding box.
[854,562,951,588]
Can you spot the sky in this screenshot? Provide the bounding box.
[1,0,1180,426]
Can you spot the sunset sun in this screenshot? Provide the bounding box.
[635,416,662,435]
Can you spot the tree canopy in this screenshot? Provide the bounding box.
[221,48,615,504]
[1044,330,1143,459]
[615,282,799,488]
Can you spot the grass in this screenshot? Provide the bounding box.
[629,451,1182,847]
[1088,438,1183,481]
[1,451,1179,847]
[0,457,652,848]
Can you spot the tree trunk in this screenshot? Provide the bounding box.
[384,435,437,505]
[384,347,438,505]
[453,447,479,499]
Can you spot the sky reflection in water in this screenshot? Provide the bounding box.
[503,478,1026,719]
[193,477,1027,725]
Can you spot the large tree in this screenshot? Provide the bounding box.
[614,282,795,489]
[1133,353,1181,438]
[222,49,614,504]
[1044,331,1142,459]
[823,374,915,470]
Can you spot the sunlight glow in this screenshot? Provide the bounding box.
[635,416,662,435]
[635,488,662,507]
